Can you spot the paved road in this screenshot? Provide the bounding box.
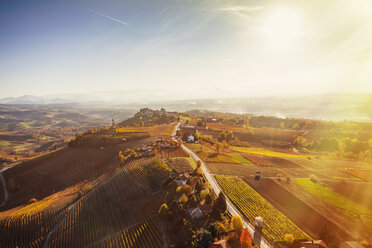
[174,122,272,248]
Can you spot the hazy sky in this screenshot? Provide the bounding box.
[1,0,372,99]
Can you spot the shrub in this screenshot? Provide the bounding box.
[231,215,244,233]
[284,234,294,244]
[309,174,318,183]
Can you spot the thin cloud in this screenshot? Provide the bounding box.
[88,9,129,26]
[218,6,263,12]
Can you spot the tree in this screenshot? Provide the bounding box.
[196,160,202,168]
[277,173,282,181]
[200,188,210,200]
[211,192,227,219]
[284,234,294,244]
[204,181,210,189]
[195,130,200,139]
[309,174,318,183]
[208,223,219,239]
[195,179,204,193]
[183,185,193,195]
[294,136,307,148]
[240,228,252,248]
[179,194,188,205]
[195,167,204,176]
[215,142,223,154]
[118,151,125,164]
[231,215,244,233]
[197,230,213,247]
[158,203,171,220]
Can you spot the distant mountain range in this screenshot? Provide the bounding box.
[1,92,371,122]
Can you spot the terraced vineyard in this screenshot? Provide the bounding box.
[215,175,311,243]
[0,208,67,248]
[0,159,172,248]
[89,217,163,248]
[48,159,171,247]
[155,146,189,159]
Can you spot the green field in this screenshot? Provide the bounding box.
[216,175,310,242]
[187,156,197,169]
[231,146,310,158]
[186,143,215,153]
[294,179,372,229]
[227,152,253,164]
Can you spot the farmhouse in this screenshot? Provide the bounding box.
[189,207,203,219]
[175,173,190,186]
[187,135,195,143]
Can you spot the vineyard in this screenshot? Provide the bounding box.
[89,217,163,248]
[227,153,253,164]
[0,208,67,248]
[294,178,372,229]
[233,129,298,149]
[167,157,196,172]
[0,159,172,248]
[48,159,171,247]
[215,176,311,243]
[118,123,177,136]
[155,147,189,159]
[228,139,251,147]
[185,143,239,163]
[116,128,149,133]
[204,122,301,149]
[240,153,274,167]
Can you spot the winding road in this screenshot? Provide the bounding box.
[172,122,272,248]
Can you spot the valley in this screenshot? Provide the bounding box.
[0,107,371,248]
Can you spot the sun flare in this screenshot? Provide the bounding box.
[262,7,302,44]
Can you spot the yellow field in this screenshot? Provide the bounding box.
[115,128,148,133]
[230,146,310,158]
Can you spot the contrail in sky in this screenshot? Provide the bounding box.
[88,9,129,26]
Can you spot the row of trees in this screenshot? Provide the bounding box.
[294,135,372,160]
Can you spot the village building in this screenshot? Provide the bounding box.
[187,135,195,143]
[175,173,190,187]
[189,207,203,219]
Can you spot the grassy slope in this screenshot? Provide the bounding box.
[294,179,372,229]
[227,152,253,164]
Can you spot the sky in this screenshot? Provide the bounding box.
[1,0,372,99]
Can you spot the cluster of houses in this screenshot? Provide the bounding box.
[175,172,212,220]
[177,124,199,143]
[140,137,180,156]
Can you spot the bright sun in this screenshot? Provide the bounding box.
[262,8,302,45]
